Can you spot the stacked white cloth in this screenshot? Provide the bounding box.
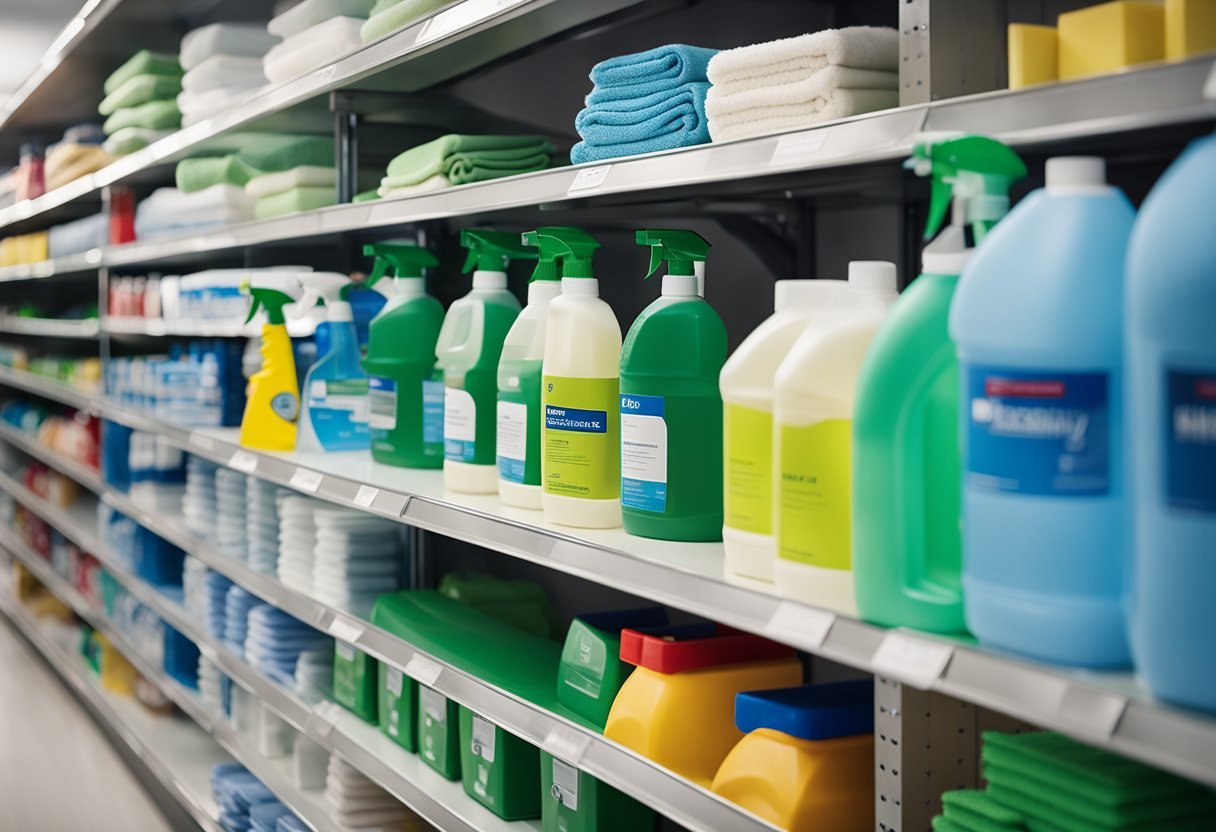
[215,466,250,561]
[324,755,416,830]
[263,0,375,85]
[134,184,256,239]
[179,23,279,127]
[706,26,899,142]
[278,493,325,594]
[247,476,284,575]
[311,505,403,616]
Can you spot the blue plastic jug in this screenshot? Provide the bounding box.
[949,157,1135,668]
[1126,133,1216,712]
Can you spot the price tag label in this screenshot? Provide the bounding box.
[314,64,337,85]
[290,467,323,493]
[567,164,612,194]
[871,631,954,689]
[227,450,258,473]
[328,617,364,645]
[189,431,214,452]
[770,130,828,167]
[353,485,379,508]
[308,699,344,737]
[1058,684,1128,740]
[542,724,590,765]
[765,601,836,651]
[405,653,443,686]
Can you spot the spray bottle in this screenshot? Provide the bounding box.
[436,230,526,493]
[620,230,726,541]
[362,242,443,468]
[239,273,303,451]
[853,135,1026,632]
[296,272,369,452]
[537,227,621,528]
[496,231,562,509]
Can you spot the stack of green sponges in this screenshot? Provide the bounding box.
[238,135,337,219]
[99,50,183,151]
[377,134,556,199]
[932,732,1216,832]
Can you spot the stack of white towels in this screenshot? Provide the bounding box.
[324,755,419,831]
[263,0,376,85]
[179,24,279,127]
[705,26,899,142]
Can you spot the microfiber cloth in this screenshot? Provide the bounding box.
[572,82,710,163]
[176,155,262,193]
[236,135,334,173]
[103,100,181,135]
[98,73,182,116]
[380,134,554,190]
[180,23,279,70]
[361,0,446,42]
[263,16,365,85]
[253,186,335,219]
[585,44,718,104]
[939,791,1028,832]
[707,26,899,91]
[103,127,173,155]
[104,50,182,95]
[182,54,266,93]
[179,87,261,127]
[245,166,335,198]
[135,185,255,238]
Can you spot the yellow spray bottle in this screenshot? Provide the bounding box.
[239,274,303,451]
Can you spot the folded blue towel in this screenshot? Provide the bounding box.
[571,82,710,164]
[586,44,718,104]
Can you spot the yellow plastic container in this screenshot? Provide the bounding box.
[1058,1,1165,80]
[602,625,800,787]
[1166,0,1216,59]
[1008,24,1059,89]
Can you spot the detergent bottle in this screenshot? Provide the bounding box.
[538,228,622,528]
[853,135,1026,633]
[950,157,1135,668]
[1127,132,1216,711]
[239,273,303,451]
[361,241,443,468]
[496,231,563,510]
[620,229,727,541]
[296,272,370,452]
[436,230,525,493]
[772,262,898,614]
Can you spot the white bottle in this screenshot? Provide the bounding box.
[772,261,899,613]
[720,280,834,585]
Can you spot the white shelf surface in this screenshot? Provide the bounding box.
[0,316,100,338]
[0,252,100,283]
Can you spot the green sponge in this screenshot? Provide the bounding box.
[942,790,1027,831]
[932,816,973,832]
[176,155,261,193]
[104,50,182,95]
[987,776,1215,832]
[237,135,334,174]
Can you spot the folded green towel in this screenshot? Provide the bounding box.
[940,791,1027,832]
[361,0,447,42]
[176,155,261,193]
[103,127,174,156]
[987,777,1215,832]
[104,50,182,95]
[381,134,554,189]
[103,100,182,134]
[98,73,181,116]
[932,816,972,832]
[254,186,335,219]
[353,188,380,202]
[236,135,335,173]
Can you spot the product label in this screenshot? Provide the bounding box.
[335,641,356,661]
[620,394,667,512]
[386,666,404,696]
[777,419,851,569]
[496,400,528,483]
[308,378,370,423]
[725,404,773,534]
[421,687,446,723]
[471,715,496,763]
[1166,368,1216,513]
[368,376,396,430]
[967,367,1109,495]
[422,379,445,446]
[444,387,477,461]
[542,376,620,500]
[551,759,579,811]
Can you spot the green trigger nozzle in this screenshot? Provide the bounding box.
[460,229,537,274]
[635,229,710,278]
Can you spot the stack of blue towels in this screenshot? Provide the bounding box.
[212,763,304,832]
[223,586,262,657]
[572,44,718,164]
[243,603,331,688]
[204,571,235,639]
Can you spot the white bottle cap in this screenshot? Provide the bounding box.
[661,274,699,297]
[773,279,820,312]
[847,260,898,292]
[526,280,562,305]
[328,300,353,322]
[561,277,599,296]
[1045,157,1106,191]
[472,270,507,289]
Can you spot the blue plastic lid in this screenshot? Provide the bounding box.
[735,680,874,740]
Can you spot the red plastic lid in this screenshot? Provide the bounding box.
[619,626,796,674]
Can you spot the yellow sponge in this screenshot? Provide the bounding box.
[1009,24,1060,88]
[1058,1,1166,80]
[1166,0,1216,59]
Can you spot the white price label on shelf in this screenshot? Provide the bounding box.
[871,632,954,689]
[353,485,379,508]
[765,601,836,651]
[188,431,214,452]
[405,653,443,686]
[328,617,364,644]
[289,467,323,493]
[227,450,258,473]
[567,164,612,194]
[770,131,828,167]
[418,0,525,44]
[542,725,590,765]
[1057,684,1128,740]
[308,700,344,737]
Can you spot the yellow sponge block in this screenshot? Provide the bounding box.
[1058,1,1166,80]
[1166,0,1216,59]
[1009,24,1060,89]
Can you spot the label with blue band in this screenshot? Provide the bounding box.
[1166,368,1216,513]
[545,406,607,433]
[422,379,444,445]
[620,394,667,512]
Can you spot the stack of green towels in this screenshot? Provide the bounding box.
[376,134,555,199]
[932,732,1216,832]
[99,50,183,155]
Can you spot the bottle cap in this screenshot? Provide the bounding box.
[847,260,898,292]
[773,279,821,312]
[1045,157,1106,191]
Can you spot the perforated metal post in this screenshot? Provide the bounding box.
[900,0,1010,104]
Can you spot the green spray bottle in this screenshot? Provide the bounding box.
[239,274,303,451]
[361,241,444,468]
[437,230,526,493]
[496,230,563,509]
[852,135,1026,632]
[619,230,726,541]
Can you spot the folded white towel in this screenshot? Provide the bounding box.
[180,23,280,70]
[263,16,365,84]
[178,86,260,126]
[183,54,267,93]
[708,88,899,142]
[246,166,337,198]
[708,65,897,120]
[377,174,449,199]
[268,0,375,39]
[707,26,898,92]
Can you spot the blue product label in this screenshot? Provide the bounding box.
[966,366,1109,496]
[620,394,667,512]
[422,379,444,445]
[1166,368,1216,513]
[545,406,608,433]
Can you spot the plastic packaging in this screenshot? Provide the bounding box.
[296,272,370,452]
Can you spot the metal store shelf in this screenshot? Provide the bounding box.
[0,316,100,339]
[0,364,101,413]
[0,420,104,490]
[0,252,99,284]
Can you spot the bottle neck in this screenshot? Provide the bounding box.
[392,277,426,300]
[472,269,507,290]
[327,300,353,323]
[661,274,699,297]
[561,277,599,296]
[527,280,562,305]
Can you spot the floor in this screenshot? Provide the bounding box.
[0,615,173,832]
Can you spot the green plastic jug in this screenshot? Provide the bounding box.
[419,685,462,779]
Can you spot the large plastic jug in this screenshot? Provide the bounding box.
[720,280,833,584]
[772,263,898,614]
[950,157,1135,668]
[711,681,874,832]
[1127,133,1216,712]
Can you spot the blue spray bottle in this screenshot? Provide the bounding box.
[296,272,370,452]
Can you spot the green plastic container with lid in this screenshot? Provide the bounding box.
[418,684,462,779]
[378,662,418,752]
[361,241,445,468]
[619,230,727,541]
[460,708,542,819]
[333,640,378,723]
[438,572,553,638]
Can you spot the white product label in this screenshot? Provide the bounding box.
[421,687,447,723]
[551,759,579,811]
[770,131,828,166]
[308,379,370,423]
[228,450,258,473]
[353,485,379,508]
[444,387,477,462]
[386,666,404,697]
[328,617,364,644]
[471,715,496,762]
[872,632,954,689]
[368,377,396,430]
[496,400,528,481]
[336,641,356,661]
[620,394,667,513]
[568,164,612,193]
[290,467,323,493]
[765,601,836,651]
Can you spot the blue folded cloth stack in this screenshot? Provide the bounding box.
[571,44,718,164]
[244,603,331,687]
[223,585,261,658]
[204,571,235,640]
[212,764,281,832]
